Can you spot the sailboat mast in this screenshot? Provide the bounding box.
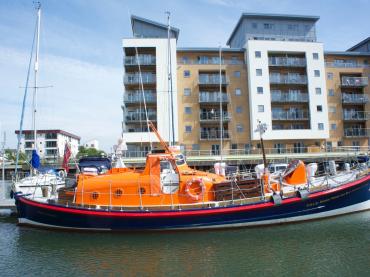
[219,45,223,162]
[32,3,41,152]
[166,11,175,146]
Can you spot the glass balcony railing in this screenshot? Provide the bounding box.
[342,93,369,104]
[198,75,228,85]
[325,62,370,68]
[125,111,157,122]
[124,93,156,104]
[343,111,370,121]
[341,76,368,87]
[271,93,309,102]
[200,130,230,140]
[199,93,228,103]
[124,55,156,66]
[272,110,309,120]
[124,74,156,85]
[179,58,243,65]
[269,75,307,85]
[269,57,306,67]
[344,128,369,137]
[199,111,230,121]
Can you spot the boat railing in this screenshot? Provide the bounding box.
[54,165,369,211]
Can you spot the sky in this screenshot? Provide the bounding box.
[0,0,369,151]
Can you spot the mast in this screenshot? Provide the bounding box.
[32,3,41,158]
[166,11,175,146]
[219,45,223,162]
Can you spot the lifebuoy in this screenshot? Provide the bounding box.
[58,170,66,178]
[185,178,205,201]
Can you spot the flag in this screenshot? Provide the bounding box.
[63,143,72,173]
[30,149,40,169]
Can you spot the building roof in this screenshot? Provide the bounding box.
[15,129,81,140]
[226,13,320,46]
[177,47,244,53]
[130,14,180,40]
[324,51,370,57]
[347,37,370,52]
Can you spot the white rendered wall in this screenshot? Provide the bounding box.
[122,38,178,144]
[246,40,329,141]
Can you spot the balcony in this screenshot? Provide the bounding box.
[198,75,228,85]
[272,110,309,121]
[179,58,243,65]
[325,62,370,69]
[269,57,306,67]
[124,55,156,66]
[199,111,230,122]
[269,74,307,85]
[271,92,309,103]
[344,128,369,138]
[125,111,157,123]
[341,76,368,87]
[200,130,230,140]
[124,93,156,104]
[124,73,156,85]
[342,93,369,104]
[199,93,228,104]
[343,111,370,121]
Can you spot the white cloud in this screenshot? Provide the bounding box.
[0,46,123,152]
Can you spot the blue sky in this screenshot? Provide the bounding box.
[0,0,369,151]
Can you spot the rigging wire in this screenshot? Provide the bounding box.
[15,13,38,176]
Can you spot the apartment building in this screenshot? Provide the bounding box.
[15,129,80,160]
[122,13,369,156]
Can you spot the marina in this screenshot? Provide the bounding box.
[1,0,370,276]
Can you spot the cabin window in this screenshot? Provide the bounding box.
[139,187,146,195]
[175,154,186,166]
[114,189,123,198]
[91,192,99,200]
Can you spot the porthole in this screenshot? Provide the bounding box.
[139,187,146,195]
[91,192,99,200]
[114,189,123,198]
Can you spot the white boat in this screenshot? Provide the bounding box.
[12,4,66,199]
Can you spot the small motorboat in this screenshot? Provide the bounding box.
[15,123,370,231]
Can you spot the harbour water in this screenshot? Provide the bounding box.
[0,198,369,276]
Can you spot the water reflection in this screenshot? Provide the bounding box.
[0,211,369,276]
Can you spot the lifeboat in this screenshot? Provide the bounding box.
[14,122,370,231]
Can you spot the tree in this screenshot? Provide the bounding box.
[5,149,28,163]
[76,146,106,158]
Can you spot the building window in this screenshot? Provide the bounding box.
[183,70,190,78]
[329,106,336,113]
[315,88,322,95]
[252,22,258,29]
[234,71,241,78]
[182,56,189,64]
[231,56,238,64]
[235,88,241,96]
[328,89,334,96]
[231,143,238,150]
[318,123,324,130]
[25,142,33,148]
[312,53,319,60]
[236,106,242,113]
[255,51,261,58]
[288,24,299,31]
[257,87,263,94]
[327,72,333,80]
[317,105,323,112]
[236,124,244,132]
[331,123,337,130]
[185,126,192,133]
[264,23,274,29]
[256,69,262,76]
[314,70,320,77]
[183,88,191,96]
[258,105,264,112]
[192,144,199,150]
[185,107,192,114]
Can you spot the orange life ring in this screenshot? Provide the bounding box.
[185,178,205,201]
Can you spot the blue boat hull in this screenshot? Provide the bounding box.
[15,175,370,231]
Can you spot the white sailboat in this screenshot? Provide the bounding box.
[12,3,65,199]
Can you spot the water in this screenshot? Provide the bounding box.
[0,211,369,277]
